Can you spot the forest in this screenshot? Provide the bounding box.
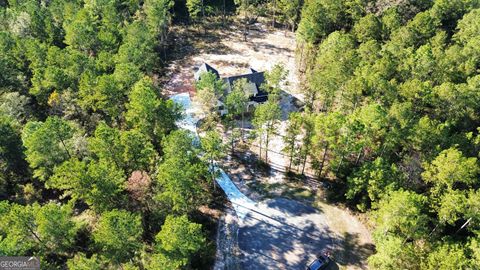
[293,0,480,269]
[0,0,225,269]
[1,0,480,269]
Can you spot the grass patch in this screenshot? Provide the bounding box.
[246,179,314,202]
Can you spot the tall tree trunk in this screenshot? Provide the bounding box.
[223,0,226,25]
[299,42,305,73]
[243,22,248,41]
[210,158,217,192]
[272,0,276,28]
[59,138,71,159]
[336,135,350,175]
[231,130,235,155]
[355,147,363,166]
[265,129,270,162]
[288,143,294,171]
[318,144,328,179]
[258,133,263,161]
[455,218,472,235]
[301,152,307,175]
[241,110,245,142]
[202,0,206,35]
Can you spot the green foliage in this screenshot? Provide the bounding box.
[368,235,421,270]
[63,8,99,53]
[22,117,77,181]
[453,8,480,45]
[93,209,142,263]
[88,122,124,167]
[89,123,157,173]
[353,14,382,42]
[372,190,430,241]
[120,129,157,172]
[67,253,105,270]
[49,159,125,212]
[195,71,226,116]
[125,77,180,142]
[79,72,125,121]
[347,157,402,211]
[296,2,480,266]
[0,116,26,184]
[297,0,330,44]
[145,0,174,37]
[150,215,205,269]
[277,0,303,31]
[186,0,203,22]
[225,78,250,117]
[0,202,78,256]
[282,112,303,171]
[116,20,158,72]
[262,63,288,99]
[201,130,225,184]
[422,147,479,193]
[307,31,357,111]
[155,130,208,213]
[0,92,32,124]
[0,0,207,268]
[253,99,281,161]
[422,242,470,270]
[225,77,250,145]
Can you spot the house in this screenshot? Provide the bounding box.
[194,63,220,81]
[194,63,268,115]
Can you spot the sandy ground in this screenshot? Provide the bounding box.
[163,22,302,101]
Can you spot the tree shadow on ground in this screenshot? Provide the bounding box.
[238,216,374,270]
[238,209,334,270]
[333,232,375,269]
[265,197,317,216]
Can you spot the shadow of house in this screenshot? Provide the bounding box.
[194,63,269,115]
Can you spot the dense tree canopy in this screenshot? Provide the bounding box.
[0,0,212,268]
[3,0,480,268]
[296,0,480,267]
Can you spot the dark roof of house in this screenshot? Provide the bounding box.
[224,72,268,103]
[224,72,265,90]
[194,63,269,103]
[194,63,220,80]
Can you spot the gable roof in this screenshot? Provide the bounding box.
[193,63,269,103]
[194,63,220,81]
[224,72,268,102]
[224,72,265,90]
